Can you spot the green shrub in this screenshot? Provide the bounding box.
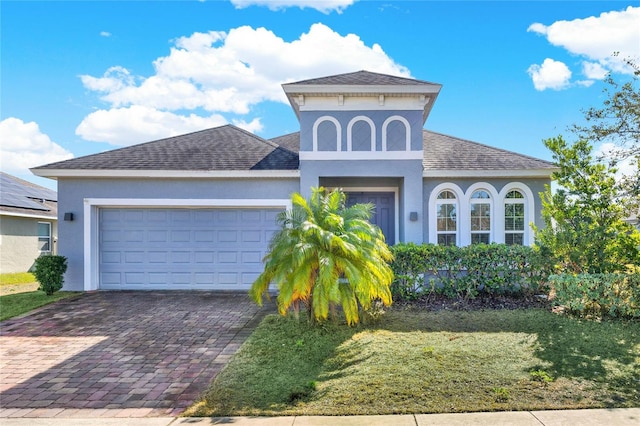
[550,273,640,319]
[390,243,549,302]
[33,255,68,295]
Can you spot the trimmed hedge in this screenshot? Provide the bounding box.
[390,243,548,301]
[33,255,68,295]
[549,273,640,319]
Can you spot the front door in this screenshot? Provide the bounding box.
[346,192,395,244]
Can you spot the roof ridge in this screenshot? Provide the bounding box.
[423,129,555,166]
[33,124,279,170]
[226,124,279,149]
[285,69,439,86]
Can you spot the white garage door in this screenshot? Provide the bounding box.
[98,208,281,290]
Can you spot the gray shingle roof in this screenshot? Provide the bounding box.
[34,125,298,171]
[272,131,554,171]
[422,131,555,170]
[32,126,553,176]
[285,70,439,86]
[269,132,301,153]
[0,172,57,218]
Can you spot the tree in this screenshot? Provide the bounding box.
[571,55,640,214]
[534,136,640,274]
[250,187,394,325]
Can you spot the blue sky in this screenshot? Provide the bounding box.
[1,1,639,190]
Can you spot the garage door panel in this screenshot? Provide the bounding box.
[218,252,237,263]
[241,251,262,264]
[149,251,168,263]
[195,252,215,263]
[242,230,262,243]
[99,207,281,290]
[171,251,191,263]
[124,251,144,263]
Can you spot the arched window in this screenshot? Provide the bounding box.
[313,116,341,152]
[348,118,374,151]
[470,190,491,244]
[436,190,457,246]
[504,190,525,245]
[382,116,410,151]
[317,120,337,151]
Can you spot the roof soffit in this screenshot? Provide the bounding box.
[282,72,442,123]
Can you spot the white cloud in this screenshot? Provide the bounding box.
[100,31,111,37]
[232,118,264,134]
[78,23,409,146]
[527,58,572,91]
[230,0,355,14]
[76,105,230,146]
[528,6,640,80]
[595,142,637,181]
[582,61,609,80]
[0,118,73,174]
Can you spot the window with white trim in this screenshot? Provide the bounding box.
[436,190,457,246]
[504,190,525,245]
[470,190,491,244]
[316,119,338,151]
[351,120,373,151]
[385,119,407,151]
[38,222,52,253]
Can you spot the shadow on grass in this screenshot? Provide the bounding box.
[190,307,640,416]
[384,308,639,379]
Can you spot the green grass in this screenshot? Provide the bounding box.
[0,272,36,285]
[186,308,640,416]
[0,290,81,321]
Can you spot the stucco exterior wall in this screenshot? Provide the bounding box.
[300,159,424,243]
[422,177,550,244]
[56,177,300,291]
[0,215,57,273]
[299,110,424,152]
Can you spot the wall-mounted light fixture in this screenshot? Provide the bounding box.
[63,212,74,221]
[409,212,418,221]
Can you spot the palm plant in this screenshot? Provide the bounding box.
[250,187,394,325]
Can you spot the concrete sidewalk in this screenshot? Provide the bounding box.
[1,408,639,425]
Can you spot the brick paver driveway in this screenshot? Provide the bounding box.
[0,291,272,418]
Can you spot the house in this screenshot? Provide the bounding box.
[31,70,556,292]
[0,172,58,273]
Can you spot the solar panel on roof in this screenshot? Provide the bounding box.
[0,173,57,202]
[0,191,50,211]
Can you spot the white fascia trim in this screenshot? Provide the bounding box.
[31,169,300,179]
[84,198,292,208]
[0,211,57,220]
[283,84,442,95]
[423,169,554,178]
[83,198,292,292]
[299,102,425,112]
[300,151,423,161]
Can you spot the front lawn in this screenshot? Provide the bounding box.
[186,307,639,416]
[0,290,81,321]
[0,272,36,285]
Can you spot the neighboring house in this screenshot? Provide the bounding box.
[32,70,556,292]
[625,210,640,230]
[0,172,58,273]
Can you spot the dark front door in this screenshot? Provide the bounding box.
[346,192,395,244]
